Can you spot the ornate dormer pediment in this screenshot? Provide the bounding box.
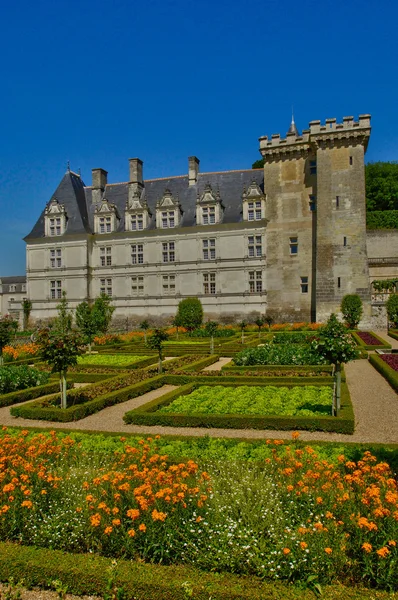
[125,190,151,231]
[156,189,182,229]
[242,181,266,222]
[94,199,119,234]
[196,183,223,225]
[44,198,67,236]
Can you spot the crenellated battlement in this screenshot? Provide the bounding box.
[259,114,371,156]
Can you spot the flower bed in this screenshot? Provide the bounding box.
[352,331,391,349]
[157,385,333,417]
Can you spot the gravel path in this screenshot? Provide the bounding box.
[1,331,397,443]
[203,357,232,371]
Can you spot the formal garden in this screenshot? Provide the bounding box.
[0,294,398,599]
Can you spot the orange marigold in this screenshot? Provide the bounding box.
[376,546,390,558]
[152,509,167,522]
[138,523,147,532]
[282,548,291,555]
[104,526,113,535]
[362,543,372,553]
[324,548,332,555]
[127,529,136,537]
[127,508,140,520]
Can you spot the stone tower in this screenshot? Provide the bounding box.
[259,114,371,322]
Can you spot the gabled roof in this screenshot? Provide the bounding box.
[25,167,265,240]
[0,276,26,284]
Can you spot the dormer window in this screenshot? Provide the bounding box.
[196,184,224,226]
[125,190,151,232]
[242,181,266,222]
[95,199,119,234]
[156,189,182,229]
[44,198,67,237]
[131,214,143,230]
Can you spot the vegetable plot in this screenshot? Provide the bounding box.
[77,354,149,366]
[158,385,333,416]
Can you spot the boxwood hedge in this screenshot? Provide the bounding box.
[368,353,398,393]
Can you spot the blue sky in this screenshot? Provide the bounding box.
[0,0,397,275]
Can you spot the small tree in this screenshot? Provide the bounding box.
[205,321,218,354]
[386,294,398,328]
[75,301,98,352]
[22,299,32,331]
[176,298,203,331]
[238,320,247,344]
[341,295,363,329]
[37,328,84,409]
[254,316,265,339]
[172,314,183,340]
[311,314,358,415]
[91,294,115,335]
[140,320,150,343]
[147,329,169,373]
[53,292,73,335]
[264,315,273,331]
[0,316,17,366]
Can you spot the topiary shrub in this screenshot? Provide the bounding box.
[386,293,398,327]
[341,295,363,328]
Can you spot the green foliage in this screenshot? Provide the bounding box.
[272,332,316,344]
[91,294,115,335]
[386,294,398,327]
[187,327,235,338]
[369,353,398,394]
[140,320,150,331]
[0,316,17,364]
[0,381,69,408]
[75,301,98,346]
[372,279,398,292]
[53,292,73,335]
[158,385,333,417]
[204,321,218,336]
[252,157,265,169]
[147,329,169,356]
[366,210,398,229]
[22,299,32,330]
[0,365,49,395]
[77,354,150,367]
[311,314,358,366]
[175,298,203,331]
[341,295,363,328]
[234,342,325,366]
[365,161,398,211]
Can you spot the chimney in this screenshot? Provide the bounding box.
[188,156,200,186]
[91,168,108,203]
[129,158,143,186]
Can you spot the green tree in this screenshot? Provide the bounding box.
[75,301,98,352]
[341,295,363,329]
[37,328,84,409]
[91,294,115,335]
[238,320,247,344]
[205,321,218,354]
[147,329,169,373]
[386,293,398,328]
[254,316,265,339]
[252,158,265,169]
[0,316,17,366]
[176,298,203,331]
[365,162,398,211]
[264,315,274,331]
[311,314,358,415]
[53,292,73,335]
[172,313,183,340]
[140,320,150,343]
[22,299,32,331]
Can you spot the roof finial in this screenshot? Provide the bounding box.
[287,109,299,136]
[67,160,70,172]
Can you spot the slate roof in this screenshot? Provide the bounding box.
[0,276,26,294]
[25,168,264,240]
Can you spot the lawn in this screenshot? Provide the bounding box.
[77,354,149,366]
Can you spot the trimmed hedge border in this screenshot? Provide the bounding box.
[387,330,398,341]
[0,381,73,408]
[124,377,354,434]
[368,354,398,392]
[351,331,391,350]
[174,354,220,372]
[74,354,158,371]
[10,375,165,422]
[67,372,116,383]
[3,356,41,367]
[0,541,386,600]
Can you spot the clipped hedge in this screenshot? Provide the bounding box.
[10,375,165,422]
[174,355,220,372]
[351,331,391,350]
[0,381,73,408]
[368,354,398,392]
[0,541,383,600]
[366,209,398,229]
[387,329,398,341]
[124,379,354,434]
[222,363,334,375]
[66,372,116,383]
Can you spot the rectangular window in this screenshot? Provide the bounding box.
[50,248,62,268]
[161,211,175,228]
[131,244,144,264]
[202,206,216,225]
[131,214,143,231]
[100,278,112,297]
[49,217,62,236]
[202,238,216,260]
[203,272,216,295]
[99,216,112,233]
[310,160,317,175]
[300,276,308,294]
[21,285,26,292]
[336,196,340,208]
[50,280,62,299]
[100,247,112,267]
[248,201,263,221]
[131,276,144,296]
[289,237,298,255]
[162,241,175,263]
[9,285,16,292]
[309,195,316,211]
[338,277,341,289]
[249,271,263,293]
[349,156,353,166]
[343,236,347,247]
[162,274,176,295]
[248,235,262,257]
